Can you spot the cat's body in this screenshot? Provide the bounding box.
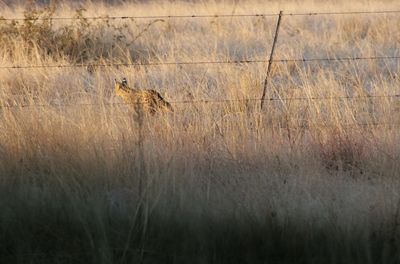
[114,78,173,115]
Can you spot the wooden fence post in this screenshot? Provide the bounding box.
[260,11,283,110]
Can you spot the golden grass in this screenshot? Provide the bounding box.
[1,1,400,263]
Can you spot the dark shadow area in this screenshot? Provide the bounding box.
[0,193,399,264]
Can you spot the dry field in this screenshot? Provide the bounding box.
[1,0,400,263]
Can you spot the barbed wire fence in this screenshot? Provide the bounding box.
[1,9,400,260]
[1,9,400,128]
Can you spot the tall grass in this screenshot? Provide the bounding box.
[1,1,400,263]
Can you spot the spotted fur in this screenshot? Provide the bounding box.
[114,78,173,115]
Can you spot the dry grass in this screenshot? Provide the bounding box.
[1,0,400,263]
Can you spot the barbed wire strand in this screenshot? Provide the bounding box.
[1,55,400,69]
[288,10,400,16]
[1,10,400,21]
[1,96,400,129]
[171,94,400,104]
[1,101,398,129]
[1,94,399,110]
